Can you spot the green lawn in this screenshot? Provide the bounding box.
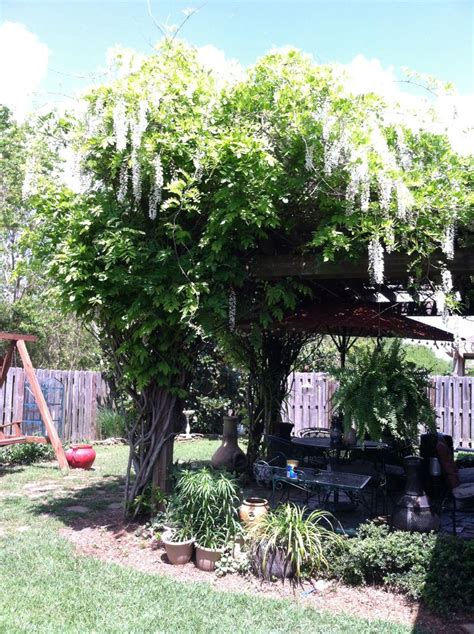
[0,442,415,634]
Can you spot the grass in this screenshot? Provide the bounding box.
[0,441,416,633]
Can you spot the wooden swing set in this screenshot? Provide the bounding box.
[0,332,68,471]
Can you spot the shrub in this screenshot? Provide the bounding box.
[0,442,55,465]
[325,523,474,614]
[184,342,246,435]
[96,408,127,438]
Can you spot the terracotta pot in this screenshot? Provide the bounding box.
[239,497,269,527]
[162,531,194,565]
[195,544,223,572]
[65,444,96,469]
[211,416,246,472]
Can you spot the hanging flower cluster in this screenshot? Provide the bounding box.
[441,269,453,294]
[395,179,414,219]
[149,155,164,220]
[86,97,105,137]
[130,100,149,204]
[368,237,384,285]
[117,161,129,203]
[304,143,315,172]
[442,223,455,259]
[377,173,393,213]
[113,99,128,151]
[346,151,370,212]
[395,128,412,171]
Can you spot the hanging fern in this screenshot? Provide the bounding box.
[333,340,436,442]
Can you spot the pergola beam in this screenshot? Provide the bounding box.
[249,248,474,280]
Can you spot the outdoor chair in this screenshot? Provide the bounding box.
[264,434,304,462]
[423,434,474,534]
[298,427,330,439]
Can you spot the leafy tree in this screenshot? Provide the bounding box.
[401,342,452,375]
[0,106,100,369]
[29,42,225,512]
[28,42,471,512]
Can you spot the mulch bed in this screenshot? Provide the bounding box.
[58,507,465,633]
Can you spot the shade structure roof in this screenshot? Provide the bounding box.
[270,302,454,342]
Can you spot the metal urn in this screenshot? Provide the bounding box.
[391,456,440,533]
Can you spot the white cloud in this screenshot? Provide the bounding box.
[195,44,243,87]
[340,54,473,156]
[342,54,400,101]
[0,21,49,120]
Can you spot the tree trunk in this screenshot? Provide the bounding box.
[125,382,185,517]
[245,332,309,468]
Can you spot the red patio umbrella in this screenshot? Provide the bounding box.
[253,302,454,367]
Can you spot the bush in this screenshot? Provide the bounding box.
[325,523,474,614]
[170,467,241,549]
[184,342,246,435]
[0,442,55,465]
[96,408,127,438]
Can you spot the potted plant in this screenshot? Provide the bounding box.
[333,341,436,444]
[173,467,242,572]
[161,524,195,565]
[249,503,340,580]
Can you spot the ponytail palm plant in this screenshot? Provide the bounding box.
[249,504,340,580]
[333,340,436,442]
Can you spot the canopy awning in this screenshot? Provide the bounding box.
[272,302,455,342]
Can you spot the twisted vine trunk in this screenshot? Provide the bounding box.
[245,332,310,468]
[125,381,185,516]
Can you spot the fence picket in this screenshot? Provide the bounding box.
[0,367,108,442]
[286,373,473,447]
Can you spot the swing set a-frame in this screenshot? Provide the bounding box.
[0,332,68,471]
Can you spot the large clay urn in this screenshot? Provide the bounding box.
[211,416,247,472]
[239,497,269,527]
[65,444,96,469]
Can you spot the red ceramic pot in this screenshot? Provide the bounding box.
[65,444,96,469]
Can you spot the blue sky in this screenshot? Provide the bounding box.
[1,0,473,109]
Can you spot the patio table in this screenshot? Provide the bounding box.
[271,467,373,513]
[291,436,390,512]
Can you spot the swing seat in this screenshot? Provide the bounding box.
[0,421,27,446]
[0,421,47,447]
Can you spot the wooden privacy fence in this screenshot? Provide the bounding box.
[0,367,109,442]
[283,372,474,449]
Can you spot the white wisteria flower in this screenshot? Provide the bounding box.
[149,154,164,220]
[368,237,384,284]
[113,99,128,151]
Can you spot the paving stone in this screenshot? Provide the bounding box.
[65,505,90,514]
[106,502,123,510]
[24,484,62,493]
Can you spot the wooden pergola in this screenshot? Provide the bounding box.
[0,332,68,471]
[249,247,474,316]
